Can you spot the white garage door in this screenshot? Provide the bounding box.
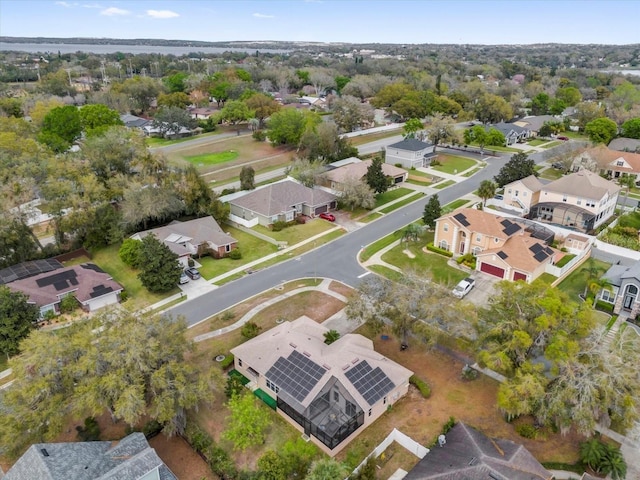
[87,291,120,311]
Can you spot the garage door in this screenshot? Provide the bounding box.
[513,271,527,282]
[87,291,120,311]
[314,205,328,215]
[480,262,505,279]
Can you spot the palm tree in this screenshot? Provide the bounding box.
[581,258,602,300]
[601,446,627,480]
[588,277,613,308]
[401,223,424,245]
[579,438,607,473]
[477,180,497,206]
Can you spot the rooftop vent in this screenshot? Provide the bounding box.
[41,448,49,457]
[289,342,297,348]
[303,351,311,357]
[351,357,360,364]
[468,456,477,466]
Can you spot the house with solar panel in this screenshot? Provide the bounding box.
[434,208,560,283]
[6,263,123,318]
[230,316,413,455]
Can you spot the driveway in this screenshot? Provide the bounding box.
[178,276,217,297]
[332,210,364,232]
[461,272,502,307]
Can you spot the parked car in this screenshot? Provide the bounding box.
[493,194,504,201]
[185,267,201,280]
[552,162,565,170]
[557,136,569,141]
[452,277,475,298]
[179,272,190,285]
[319,212,335,222]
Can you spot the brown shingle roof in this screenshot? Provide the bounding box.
[579,144,640,172]
[324,159,406,185]
[478,236,559,273]
[439,208,521,240]
[230,180,336,217]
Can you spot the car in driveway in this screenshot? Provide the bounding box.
[185,267,201,280]
[319,212,335,222]
[179,272,190,284]
[493,194,504,201]
[452,277,475,298]
[557,136,569,141]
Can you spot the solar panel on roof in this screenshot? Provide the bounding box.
[502,222,521,236]
[497,251,508,259]
[533,251,549,262]
[500,219,510,227]
[81,263,105,273]
[453,213,470,227]
[529,243,543,253]
[90,285,114,298]
[265,350,326,402]
[345,361,396,406]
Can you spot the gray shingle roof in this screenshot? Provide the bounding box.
[404,423,552,480]
[229,180,336,217]
[4,433,176,480]
[609,137,640,152]
[135,216,237,249]
[387,138,432,151]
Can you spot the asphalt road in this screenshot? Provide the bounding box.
[171,148,514,326]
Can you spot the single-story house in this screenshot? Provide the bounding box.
[131,216,237,266]
[143,122,192,138]
[322,158,407,191]
[231,316,413,455]
[609,137,640,153]
[404,422,552,480]
[120,113,151,129]
[569,145,640,183]
[434,207,560,282]
[0,258,63,285]
[513,114,558,135]
[188,106,217,120]
[7,263,123,318]
[3,432,176,480]
[228,180,337,227]
[385,138,436,169]
[601,262,640,318]
[488,122,531,145]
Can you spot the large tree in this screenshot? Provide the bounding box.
[245,92,281,128]
[266,108,321,146]
[137,234,183,293]
[473,93,513,124]
[298,122,357,163]
[426,114,458,151]
[218,100,253,130]
[222,392,271,451]
[422,194,441,229]
[477,180,497,206]
[332,95,374,133]
[79,104,123,137]
[585,117,618,145]
[121,184,184,231]
[365,156,390,194]
[621,118,640,139]
[337,177,376,211]
[494,152,537,187]
[403,118,424,139]
[152,106,197,137]
[39,105,82,152]
[240,165,255,190]
[0,286,38,359]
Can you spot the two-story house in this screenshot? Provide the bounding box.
[504,170,620,233]
[570,145,640,183]
[434,207,559,282]
[385,138,436,169]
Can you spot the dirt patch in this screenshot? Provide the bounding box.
[329,280,355,299]
[150,434,217,480]
[402,249,416,259]
[252,291,345,324]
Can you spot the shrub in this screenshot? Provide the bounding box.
[76,417,101,441]
[142,420,163,438]
[59,294,79,314]
[225,374,246,398]
[395,163,403,168]
[595,300,614,313]
[207,445,238,479]
[187,257,195,267]
[461,364,478,380]
[184,422,213,453]
[220,353,235,369]
[119,290,129,302]
[295,215,306,224]
[271,220,289,231]
[118,238,142,267]
[228,248,242,260]
[426,243,453,257]
[456,253,476,269]
[220,187,237,196]
[241,321,262,339]
[409,375,431,398]
[253,130,266,141]
[221,310,235,322]
[516,423,538,439]
[555,254,576,268]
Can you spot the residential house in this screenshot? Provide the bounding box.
[322,158,407,192]
[7,263,123,318]
[502,174,545,213]
[609,137,640,153]
[488,122,531,145]
[530,170,620,232]
[404,422,552,480]
[385,138,436,169]
[131,216,237,266]
[228,180,337,227]
[601,262,640,318]
[120,113,150,129]
[188,106,217,120]
[0,258,63,285]
[3,432,176,480]
[569,145,640,183]
[434,208,559,282]
[230,316,413,455]
[513,115,558,136]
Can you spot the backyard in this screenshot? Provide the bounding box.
[556,258,611,302]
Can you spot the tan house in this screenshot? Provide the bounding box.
[503,170,620,233]
[230,316,413,455]
[570,145,640,182]
[323,158,407,191]
[434,208,559,282]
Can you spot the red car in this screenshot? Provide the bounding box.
[319,212,335,222]
[557,136,569,141]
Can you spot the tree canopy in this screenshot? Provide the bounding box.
[137,234,183,293]
[365,156,390,194]
[0,286,38,359]
[585,117,618,145]
[494,152,537,187]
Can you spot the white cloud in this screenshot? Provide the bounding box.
[55,1,77,7]
[146,9,180,19]
[82,3,103,8]
[100,6,130,16]
[253,13,275,18]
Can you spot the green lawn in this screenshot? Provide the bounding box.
[527,139,549,146]
[556,259,611,302]
[407,178,431,186]
[360,231,403,262]
[618,211,640,229]
[537,273,558,285]
[369,265,403,282]
[434,180,456,189]
[374,187,415,208]
[430,154,476,175]
[564,131,590,141]
[468,143,521,153]
[90,244,179,311]
[443,199,470,211]
[538,167,564,180]
[379,193,424,214]
[197,226,278,280]
[254,219,335,245]
[185,150,239,166]
[347,128,403,147]
[407,169,430,178]
[382,243,468,286]
[360,212,383,223]
[463,167,483,177]
[542,141,563,149]
[146,131,220,147]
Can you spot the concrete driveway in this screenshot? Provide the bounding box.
[461,272,502,307]
[178,276,217,297]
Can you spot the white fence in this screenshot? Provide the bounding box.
[594,239,640,261]
[228,213,259,228]
[351,428,428,476]
[545,248,590,277]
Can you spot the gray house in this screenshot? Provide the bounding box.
[3,433,176,480]
[489,122,531,145]
[601,262,640,318]
[385,138,436,169]
[228,180,337,227]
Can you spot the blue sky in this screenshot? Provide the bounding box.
[1,0,638,44]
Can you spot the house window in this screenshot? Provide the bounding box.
[515,190,519,197]
[266,379,280,394]
[238,359,243,367]
[600,289,616,304]
[225,244,231,252]
[472,246,482,255]
[443,223,449,232]
[616,160,624,166]
[476,234,481,242]
[383,396,387,405]
[494,238,500,244]
[577,198,582,205]
[334,391,339,402]
[507,189,512,194]
[523,191,527,197]
[586,200,595,207]
[439,240,448,250]
[368,408,372,417]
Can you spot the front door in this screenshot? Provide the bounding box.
[623,285,638,310]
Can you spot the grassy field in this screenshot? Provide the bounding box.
[407,178,432,186]
[146,131,221,147]
[197,226,278,280]
[360,212,383,223]
[368,264,403,282]
[556,258,611,302]
[374,187,415,208]
[360,230,403,262]
[185,150,239,167]
[443,199,470,211]
[431,154,476,174]
[347,129,403,147]
[564,131,590,141]
[253,219,335,245]
[90,244,178,311]
[379,193,424,214]
[382,243,467,286]
[463,167,483,177]
[433,179,455,189]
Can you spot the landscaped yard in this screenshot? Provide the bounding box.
[538,167,564,180]
[90,244,179,310]
[442,199,470,212]
[556,258,611,302]
[527,138,549,146]
[254,218,336,245]
[185,150,239,166]
[374,187,415,208]
[430,154,476,174]
[197,226,278,280]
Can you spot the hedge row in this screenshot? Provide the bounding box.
[426,243,453,257]
[409,375,431,398]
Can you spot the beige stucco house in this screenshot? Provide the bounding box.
[570,145,640,182]
[433,207,560,282]
[230,316,413,455]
